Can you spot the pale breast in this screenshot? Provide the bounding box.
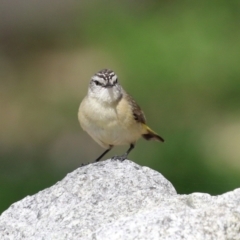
[78,96,143,147]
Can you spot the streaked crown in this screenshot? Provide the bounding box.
[88,69,122,103]
[91,69,118,88]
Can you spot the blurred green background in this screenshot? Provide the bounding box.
[1,0,240,213]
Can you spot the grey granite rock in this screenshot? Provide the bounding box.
[0,159,239,240]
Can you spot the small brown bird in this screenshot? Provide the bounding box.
[78,69,164,162]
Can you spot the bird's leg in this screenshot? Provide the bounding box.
[95,145,113,162]
[111,144,135,162]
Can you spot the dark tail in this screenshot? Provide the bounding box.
[142,125,164,142]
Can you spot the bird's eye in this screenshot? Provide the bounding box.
[113,78,118,85]
[94,81,101,86]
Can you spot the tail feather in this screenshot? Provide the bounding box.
[142,125,164,142]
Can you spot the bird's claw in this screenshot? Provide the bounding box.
[80,162,90,167]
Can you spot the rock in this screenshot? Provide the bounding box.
[0,159,239,240]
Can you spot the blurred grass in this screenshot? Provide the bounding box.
[1,0,240,213]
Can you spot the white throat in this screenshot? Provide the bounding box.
[88,86,122,105]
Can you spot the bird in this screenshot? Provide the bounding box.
[78,69,164,162]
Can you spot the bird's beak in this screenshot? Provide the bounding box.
[104,83,113,88]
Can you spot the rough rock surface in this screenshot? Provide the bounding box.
[0,160,239,240]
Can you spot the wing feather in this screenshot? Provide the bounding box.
[125,93,146,124]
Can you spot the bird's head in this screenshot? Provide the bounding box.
[88,69,122,103]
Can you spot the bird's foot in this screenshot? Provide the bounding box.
[80,162,90,167]
[111,154,127,162]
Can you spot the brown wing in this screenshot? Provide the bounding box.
[125,93,146,124]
